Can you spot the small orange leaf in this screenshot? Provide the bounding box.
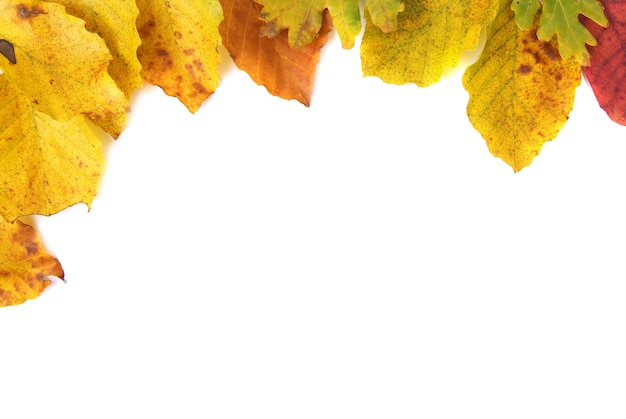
[0,219,64,307]
[136,0,223,113]
[220,0,331,106]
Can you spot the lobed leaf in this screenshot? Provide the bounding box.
[361,0,497,87]
[254,0,403,49]
[511,0,608,64]
[0,219,64,307]
[136,0,223,113]
[0,78,105,221]
[511,0,540,29]
[583,1,626,125]
[220,0,332,106]
[463,0,581,172]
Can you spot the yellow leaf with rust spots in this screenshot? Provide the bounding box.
[0,219,64,307]
[463,0,581,172]
[55,0,142,138]
[361,0,497,86]
[0,78,104,221]
[254,0,402,49]
[0,0,129,122]
[136,0,223,113]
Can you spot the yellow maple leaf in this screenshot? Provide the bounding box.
[0,218,64,307]
[136,0,223,113]
[361,0,497,87]
[0,0,129,123]
[55,0,142,138]
[463,0,581,172]
[0,78,104,221]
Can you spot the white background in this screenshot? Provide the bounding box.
[2,28,626,418]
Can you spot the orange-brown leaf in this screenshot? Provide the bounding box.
[0,219,64,307]
[220,0,331,106]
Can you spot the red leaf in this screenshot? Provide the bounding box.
[583,1,626,125]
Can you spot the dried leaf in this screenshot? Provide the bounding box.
[254,0,402,49]
[463,0,581,172]
[136,0,223,113]
[54,0,142,137]
[0,39,16,64]
[0,78,104,221]
[583,1,626,125]
[361,0,497,87]
[220,0,332,106]
[0,0,129,122]
[0,219,64,307]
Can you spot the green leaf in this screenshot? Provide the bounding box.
[511,0,608,64]
[511,0,540,29]
[254,0,403,49]
[365,0,405,33]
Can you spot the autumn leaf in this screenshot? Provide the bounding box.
[0,78,105,221]
[0,0,129,123]
[511,0,608,64]
[463,0,581,172]
[366,0,405,33]
[361,0,496,87]
[583,1,626,125]
[254,0,403,49]
[220,0,332,106]
[136,0,223,113]
[0,218,64,307]
[54,0,142,138]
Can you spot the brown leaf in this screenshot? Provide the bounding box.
[220,0,332,106]
[0,219,64,307]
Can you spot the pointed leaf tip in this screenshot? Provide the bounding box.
[464,2,581,171]
[0,219,64,307]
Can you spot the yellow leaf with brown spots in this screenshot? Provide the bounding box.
[136,0,223,113]
[0,77,104,221]
[361,0,497,86]
[0,0,129,123]
[54,0,142,138]
[220,0,332,106]
[0,219,64,307]
[463,0,581,172]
